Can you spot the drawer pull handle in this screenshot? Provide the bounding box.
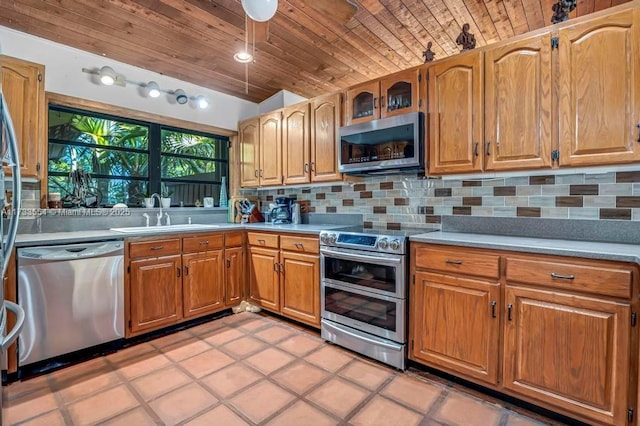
[199,241,209,245]
[258,239,266,244]
[279,262,284,273]
[226,258,231,268]
[550,272,575,280]
[507,303,513,321]
[294,243,304,249]
[184,266,189,276]
[491,301,496,318]
[177,267,181,278]
[445,259,463,265]
[273,262,278,272]
[150,246,164,251]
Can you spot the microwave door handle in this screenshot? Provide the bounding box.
[321,248,402,266]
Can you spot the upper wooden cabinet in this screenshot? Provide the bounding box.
[259,111,283,186]
[282,103,310,185]
[428,52,483,174]
[484,33,553,171]
[558,8,640,167]
[346,68,419,125]
[239,117,260,187]
[0,56,45,178]
[310,93,342,183]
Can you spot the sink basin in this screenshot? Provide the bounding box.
[110,224,221,233]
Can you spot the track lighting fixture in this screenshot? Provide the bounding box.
[146,81,160,98]
[81,66,210,109]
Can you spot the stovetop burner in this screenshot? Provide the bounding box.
[319,227,436,255]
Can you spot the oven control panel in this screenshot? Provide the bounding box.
[319,231,406,255]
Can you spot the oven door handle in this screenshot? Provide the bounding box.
[323,319,403,350]
[320,248,402,266]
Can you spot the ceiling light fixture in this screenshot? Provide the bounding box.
[146,81,160,98]
[81,67,210,109]
[99,66,117,85]
[241,0,278,22]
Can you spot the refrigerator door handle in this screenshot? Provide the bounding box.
[1,301,25,351]
[1,93,22,278]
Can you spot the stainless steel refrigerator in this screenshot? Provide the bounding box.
[0,87,25,423]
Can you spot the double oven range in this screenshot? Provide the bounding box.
[319,229,413,370]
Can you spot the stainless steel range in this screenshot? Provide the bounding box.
[319,229,413,370]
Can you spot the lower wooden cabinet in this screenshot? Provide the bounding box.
[129,255,182,334]
[411,271,500,385]
[126,232,245,336]
[503,285,631,426]
[280,251,320,326]
[247,232,321,327]
[248,246,280,311]
[182,250,224,319]
[410,243,638,426]
[224,246,244,307]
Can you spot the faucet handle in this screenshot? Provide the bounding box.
[164,212,171,226]
[142,213,150,227]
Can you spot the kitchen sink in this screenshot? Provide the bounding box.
[110,224,222,233]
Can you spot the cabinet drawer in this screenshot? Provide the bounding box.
[505,257,632,299]
[183,234,224,252]
[414,245,500,280]
[248,232,279,248]
[280,235,319,253]
[129,238,181,258]
[225,232,244,247]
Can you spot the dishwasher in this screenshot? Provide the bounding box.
[17,240,124,367]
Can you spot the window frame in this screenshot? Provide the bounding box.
[47,102,230,207]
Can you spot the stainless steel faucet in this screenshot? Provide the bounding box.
[151,193,163,226]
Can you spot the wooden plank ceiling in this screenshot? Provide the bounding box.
[0,0,630,103]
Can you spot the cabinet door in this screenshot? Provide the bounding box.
[224,246,244,307]
[0,56,44,178]
[280,251,320,327]
[428,52,483,174]
[346,80,380,124]
[558,9,640,166]
[129,255,182,334]
[310,93,342,182]
[239,117,260,187]
[484,34,552,171]
[380,68,419,119]
[410,271,500,385]
[182,250,224,319]
[503,285,630,426]
[259,111,283,186]
[248,246,280,311]
[282,103,310,185]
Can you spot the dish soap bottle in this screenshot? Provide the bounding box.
[219,176,228,207]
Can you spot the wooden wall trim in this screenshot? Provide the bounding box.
[45,92,237,137]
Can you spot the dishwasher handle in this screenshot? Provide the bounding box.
[2,301,25,351]
[18,241,124,261]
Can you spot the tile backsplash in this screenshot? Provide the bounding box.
[249,169,640,230]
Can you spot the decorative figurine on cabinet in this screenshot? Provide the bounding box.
[423,42,436,63]
[456,23,476,51]
[551,0,577,24]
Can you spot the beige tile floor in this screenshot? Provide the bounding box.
[4,312,566,425]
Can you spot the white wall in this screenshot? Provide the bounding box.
[258,90,308,113]
[0,26,259,131]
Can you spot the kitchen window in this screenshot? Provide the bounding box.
[47,105,229,207]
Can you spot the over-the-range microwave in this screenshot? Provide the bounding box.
[338,111,424,175]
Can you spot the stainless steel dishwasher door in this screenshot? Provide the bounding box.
[17,241,124,366]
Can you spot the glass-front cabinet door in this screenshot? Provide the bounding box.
[346,81,380,125]
[380,68,419,119]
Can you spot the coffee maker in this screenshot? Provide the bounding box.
[270,197,292,224]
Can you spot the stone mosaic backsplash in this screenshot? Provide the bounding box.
[251,169,640,230]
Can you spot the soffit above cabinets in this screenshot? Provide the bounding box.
[0,0,630,103]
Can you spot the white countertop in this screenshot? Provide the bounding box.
[410,231,640,265]
[15,223,352,247]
